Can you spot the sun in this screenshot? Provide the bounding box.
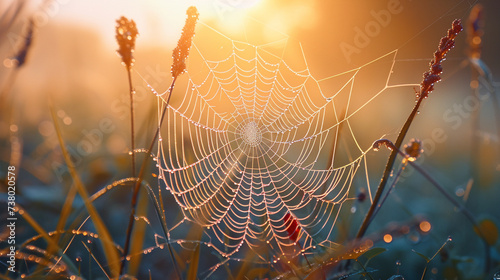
[207,0,264,30]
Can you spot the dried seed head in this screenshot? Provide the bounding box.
[404,138,423,162]
[115,16,138,69]
[467,4,484,59]
[418,19,463,100]
[171,6,199,78]
[357,190,367,202]
[11,19,35,68]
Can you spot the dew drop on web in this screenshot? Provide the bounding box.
[149,10,443,265]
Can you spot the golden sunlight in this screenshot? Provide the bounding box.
[3,1,500,279]
[53,0,265,46]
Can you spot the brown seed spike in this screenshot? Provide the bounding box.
[115,16,138,70]
[431,64,443,75]
[171,6,199,78]
[419,19,463,99]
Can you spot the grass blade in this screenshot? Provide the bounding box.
[127,187,149,276]
[186,243,201,280]
[16,205,79,275]
[50,103,121,278]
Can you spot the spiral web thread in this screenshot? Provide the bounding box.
[147,20,412,271]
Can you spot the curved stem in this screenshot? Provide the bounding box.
[371,139,491,273]
[406,157,491,273]
[368,161,407,226]
[356,18,463,240]
[356,97,424,239]
[121,77,182,280]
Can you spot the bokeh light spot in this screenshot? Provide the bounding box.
[419,221,432,233]
[383,234,393,243]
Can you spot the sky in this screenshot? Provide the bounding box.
[18,0,276,46]
[3,0,500,118]
[37,0,500,72]
[7,1,499,70]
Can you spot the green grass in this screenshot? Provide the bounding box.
[1,2,500,280]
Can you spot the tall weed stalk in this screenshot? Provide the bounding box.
[356,19,464,240]
[120,7,199,279]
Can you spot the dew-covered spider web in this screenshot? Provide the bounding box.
[144,19,417,266]
[134,12,461,275]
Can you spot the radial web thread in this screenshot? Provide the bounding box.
[146,21,410,268]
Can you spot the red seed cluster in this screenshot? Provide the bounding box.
[115,16,138,70]
[171,6,199,78]
[419,19,463,99]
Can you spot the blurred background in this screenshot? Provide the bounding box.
[1,0,500,279]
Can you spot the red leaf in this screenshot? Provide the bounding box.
[284,212,300,242]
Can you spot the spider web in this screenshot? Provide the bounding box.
[122,0,482,273]
[145,19,412,268]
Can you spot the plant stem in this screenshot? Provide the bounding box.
[356,18,463,240]
[120,77,182,280]
[128,69,136,178]
[355,259,375,280]
[356,97,424,239]
[406,157,491,273]
[488,84,500,161]
[420,238,451,280]
[470,69,480,183]
[372,139,491,273]
[368,161,407,226]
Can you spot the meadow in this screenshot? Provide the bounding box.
[1,1,500,279]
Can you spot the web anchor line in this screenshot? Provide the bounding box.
[150,20,410,270]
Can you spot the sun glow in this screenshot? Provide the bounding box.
[150,0,264,33]
[50,0,264,47]
[49,0,318,49]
